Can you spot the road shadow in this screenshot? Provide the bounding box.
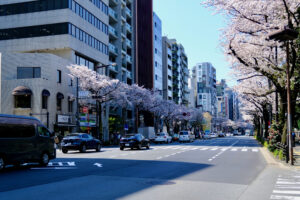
[0,157,212,200]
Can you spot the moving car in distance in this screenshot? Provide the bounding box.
[0,114,56,170]
[179,131,195,143]
[120,133,150,150]
[61,133,102,153]
[154,132,172,144]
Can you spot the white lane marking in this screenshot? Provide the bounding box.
[273,190,300,195]
[157,156,162,160]
[231,148,237,151]
[277,181,300,185]
[276,186,300,189]
[221,148,227,151]
[200,148,208,150]
[94,163,103,168]
[210,148,218,151]
[252,149,259,152]
[270,195,300,200]
[242,149,248,152]
[208,159,213,162]
[31,167,77,170]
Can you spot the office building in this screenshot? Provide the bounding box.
[162,36,173,100]
[0,0,109,135]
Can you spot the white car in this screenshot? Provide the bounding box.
[154,132,172,144]
[179,131,195,143]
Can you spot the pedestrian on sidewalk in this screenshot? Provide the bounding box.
[292,132,296,147]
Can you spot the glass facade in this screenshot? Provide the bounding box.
[75,55,95,70]
[0,0,108,35]
[0,23,108,55]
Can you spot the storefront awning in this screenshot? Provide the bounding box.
[57,92,64,99]
[12,86,32,96]
[42,89,50,97]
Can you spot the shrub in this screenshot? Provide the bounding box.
[268,126,281,152]
[278,150,284,160]
[264,141,269,148]
[273,149,279,158]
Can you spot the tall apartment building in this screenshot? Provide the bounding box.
[170,39,189,105]
[153,12,163,95]
[216,79,227,119]
[108,0,134,84]
[224,88,240,121]
[108,0,135,132]
[162,37,173,101]
[191,62,217,116]
[0,0,109,135]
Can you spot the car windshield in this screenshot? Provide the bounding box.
[180,132,188,135]
[157,133,165,136]
[66,134,81,138]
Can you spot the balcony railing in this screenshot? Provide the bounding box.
[125,7,132,17]
[109,44,118,55]
[109,26,117,38]
[125,23,132,33]
[126,38,132,48]
[109,8,118,21]
[126,55,132,63]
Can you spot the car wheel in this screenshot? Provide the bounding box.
[146,143,150,149]
[80,145,87,153]
[0,156,5,171]
[120,147,124,151]
[62,149,68,154]
[96,144,101,152]
[138,143,142,150]
[39,153,49,166]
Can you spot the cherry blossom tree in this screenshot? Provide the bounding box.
[202,0,300,142]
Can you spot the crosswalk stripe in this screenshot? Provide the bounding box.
[277,181,300,185]
[210,148,218,151]
[270,195,300,200]
[231,148,237,151]
[273,190,300,195]
[242,149,248,152]
[252,149,259,152]
[200,148,208,150]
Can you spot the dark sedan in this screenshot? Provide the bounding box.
[61,133,102,153]
[120,133,150,150]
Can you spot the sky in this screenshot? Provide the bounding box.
[153,0,234,86]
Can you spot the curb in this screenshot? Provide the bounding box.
[260,146,300,170]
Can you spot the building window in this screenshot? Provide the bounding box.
[42,96,48,109]
[15,95,31,108]
[56,93,64,111]
[68,100,73,112]
[155,35,157,40]
[155,61,157,67]
[155,48,157,54]
[57,70,62,83]
[17,67,41,79]
[155,74,158,80]
[69,78,73,87]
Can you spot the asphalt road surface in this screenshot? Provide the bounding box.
[0,136,299,200]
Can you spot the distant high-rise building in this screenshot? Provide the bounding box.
[162,36,173,101]
[153,12,163,95]
[191,62,217,116]
[216,79,227,119]
[170,39,189,106]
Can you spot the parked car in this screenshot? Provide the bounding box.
[120,133,150,150]
[0,114,56,170]
[210,133,218,138]
[179,131,195,143]
[172,133,179,141]
[154,132,172,144]
[203,133,211,139]
[61,133,102,153]
[218,132,225,137]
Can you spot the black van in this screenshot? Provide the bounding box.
[0,114,56,170]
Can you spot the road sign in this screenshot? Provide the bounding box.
[124,124,128,131]
[83,107,89,113]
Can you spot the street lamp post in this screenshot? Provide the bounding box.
[268,26,298,165]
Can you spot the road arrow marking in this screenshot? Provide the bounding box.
[94,163,103,168]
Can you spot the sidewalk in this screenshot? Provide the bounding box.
[294,142,300,166]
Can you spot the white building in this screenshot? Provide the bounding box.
[162,37,173,100]
[153,12,163,95]
[0,0,110,138]
[191,62,217,116]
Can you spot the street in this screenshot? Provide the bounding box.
[0,136,299,200]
